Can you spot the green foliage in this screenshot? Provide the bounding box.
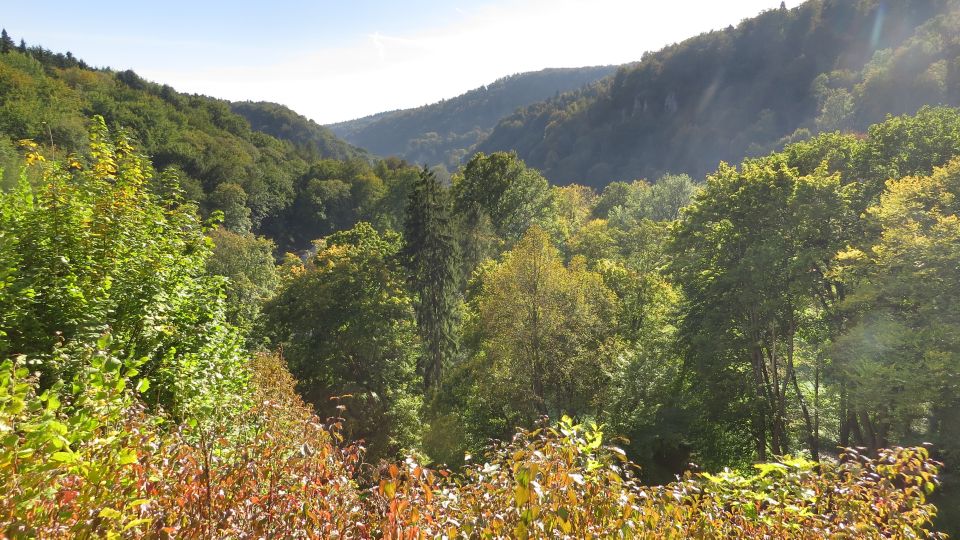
[4,356,940,538]
[479,0,956,186]
[654,108,960,499]
[266,157,423,251]
[606,173,699,228]
[671,154,850,461]
[539,184,597,250]
[0,127,369,536]
[423,109,960,506]
[4,23,960,536]
[0,30,13,55]
[833,157,960,462]
[596,220,688,482]
[0,120,247,420]
[453,151,553,272]
[369,157,422,232]
[230,100,368,162]
[0,352,368,538]
[403,167,461,390]
[839,5,960,130]
[458,227,618,448]
[264,223,423,462]
[375,418,944,539]
[206,227,279,336]
[592,181,632,218]
[857,105,960,200]
[208,182,252,233]
[328,66,616,169]
[0,45,390,254]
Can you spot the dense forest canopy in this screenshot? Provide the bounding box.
[4,105,956,537]
[230,100,368,162]
[479,0,960,186]
[3,1,960,535]
[0,39,380,253]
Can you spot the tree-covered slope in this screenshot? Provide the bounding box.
[327,66,617,169]
[478,0,960,186]
[230,100,368,162]
[0,42,368,231]
[1,98,955,540]
[2,25,958,536]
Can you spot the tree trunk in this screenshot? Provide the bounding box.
[840,382,851,447]
[860,410,879,455]
[751,341,769,461]
[790,368,817,461]
[753,412,767,462]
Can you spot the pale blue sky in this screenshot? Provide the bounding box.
[3,1,802,123]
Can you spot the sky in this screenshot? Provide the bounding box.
[3,1,803,124]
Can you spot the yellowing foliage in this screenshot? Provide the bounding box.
[373,418,943,539]
[2,355,943,538]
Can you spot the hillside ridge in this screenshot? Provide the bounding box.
[478,0,960,186]
[327,65,617,169]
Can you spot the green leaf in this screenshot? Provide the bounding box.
[46,394,60,412]
[118,449,137,465]
[123,518,152,532]
[754,462,787,477]
[51,451,75,463]
[98,507,122,520]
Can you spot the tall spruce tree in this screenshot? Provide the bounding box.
[0,30,13,54]
[403,166,460,390]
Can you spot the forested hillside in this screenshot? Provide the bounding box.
[0,38,381,253]
[3,8,960,537]
[479,0,960,186]
[327,66,616,169]
[3,106,957,537]
[230,100,368,162]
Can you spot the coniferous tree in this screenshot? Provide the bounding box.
[0,30,13,54]
[403,166,460,390]
[17,38,25,53]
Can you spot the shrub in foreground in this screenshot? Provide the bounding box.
[1,352,945,538]
[373,417,944,539]
[0,118,248,422]
[1,352,368,538]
